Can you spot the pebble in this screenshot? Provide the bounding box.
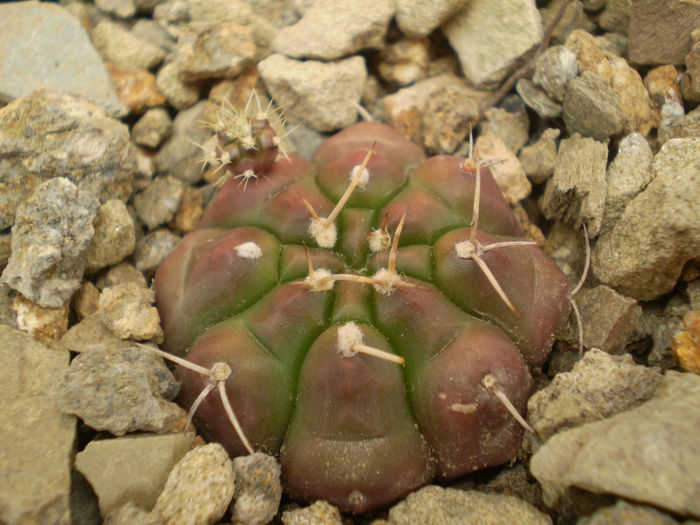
[600,132,653,234]
[258,53,367,132]
[530,370,700,518]
[0,89,135,230]
[12,295,70,340]
[171,186,205,233]
[518,128,560,184]
[533,45,579,102]
[592,138,700,301]
[58,344,180,434]
[422,83,480,154]
[474,132,532,204]
[599,0,631,33]
[155,58,201,110]
[281,500,343,525]
[85,199,137,274]
[106,64,166,115]
[539,0,594,45]
[61,313,132,354]
[131,19,177,54]
[659,105,700,145]
[72,281,101,320]
[595,32,628,58]
[395,0,468,37]
[628,0,700,65]
[273,0,394,60]
[0,325,75,524]
[388,486,552,525]
[96,0,136,18]
[540,133,608,238]
[516,78,563,119]
[75,433,193,517]
[527,348,662,443]
[133,176,186,230]
[0,2,125,116]
[479,96,531,155]
[577,500,681,525]
[644,65,682,114]
[231,453,282,525]
[99,282,164,342]
[132,108,173,149]
[563,71,625,141]
[132,228,182,275]
[149,443,235,525]
[442,0,542,86]
[378,37,430,87]
[92,19,166,71]
[96,262,148,290]
[1,178,99,308]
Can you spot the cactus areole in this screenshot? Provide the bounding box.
[155,119,571,513]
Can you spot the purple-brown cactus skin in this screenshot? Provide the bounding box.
[154,121,571,513]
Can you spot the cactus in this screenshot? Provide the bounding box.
[154,107,571,513]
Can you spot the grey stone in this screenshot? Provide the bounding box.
[149,443,235,525]
[479,96,530,155]
[99,282,164,342]
[58,344,180,435]
[578,500,681,525]
[0,89,135,230]
[388,486,552,525]
[0,2,125,116]
[259,54,367,132]
[1,178,99,308]
[395,0,468,37]
[75,433,193,517]
[530,371,700,518]
[132,108,173,148]
[601,132,653,234]
[592,138,700,301]
[133,228,181,274]
[92,20,166,71]
[179,22,256,81]
[155,59,200,110]
[282,500,343,525]
[443,0,543,86]
[155,101,210,184]
[533,45,579,102]
[527,348,662,443]
[85,199,136,274]
[96,0,136,19]
[516,78,563,119]
[231,453,282,525]
[519,128,560,184]
[540,133,608,238]
[61,313,132,354]
[133,176,185,231]
[563,71,625,141]
[273,0,394,60]
[96,262,148,290]
[0,325,75,525]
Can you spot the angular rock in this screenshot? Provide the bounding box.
[133,176,185,230]
[516,78,563,119]
[395,0,468,37]
[539,0,595,45]
[58,344,180,435]
[0,325,75,525]
[1,178,99,307]
[533,45,579,102]
[61,313,131,354]
[155,59,200,110]
[106,64,166,115]
[628,0,700,65]
[149,443,235,525]
[85,199,136,274]
[99,282,163,342]
[378,38,430,87]
[530,371,700,518]
[388,486,552,525]
[519,128,560,184]
[527,348,662,443]
[72,281,100,320]
[231,453,282,525]
[563,71,625,141]
[540,133,608,237]
[474,132,532,204]
[422,83,479,153]
[180,22,256,81]
[75,433,193,517]
[0,2,125,115]
[0,89,135,230]
[12,294,70,340]
[443,0,542,86]
[595,32,629,58]
[132,228,181,275]
[659,105,700,145]
[600,0,632,33]
[92,20,166,71]
[171,186,205,233]
[131,19,177,54]
[96,262,148,290]
[273,0,394,60]
[479,96,531,155]
[601,132,653,233]
[132,108,173,149]
[281,500,343,525]
[592,138,700,300]
[578,500,681,525]
[258,53,366,132]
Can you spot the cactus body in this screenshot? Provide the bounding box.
[155,121,571,513]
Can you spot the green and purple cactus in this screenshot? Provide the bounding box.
[155,113,571,513]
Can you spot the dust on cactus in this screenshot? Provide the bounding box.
[153,94,572,513]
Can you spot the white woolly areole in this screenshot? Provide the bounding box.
[454,240,476,259]
[305,267,334,291]
[368,229,391,253]
[235,242,263,259]
[372,268,403,295]
[309,218,337,249]
[337,322,363,357]
[349,164,370,190]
